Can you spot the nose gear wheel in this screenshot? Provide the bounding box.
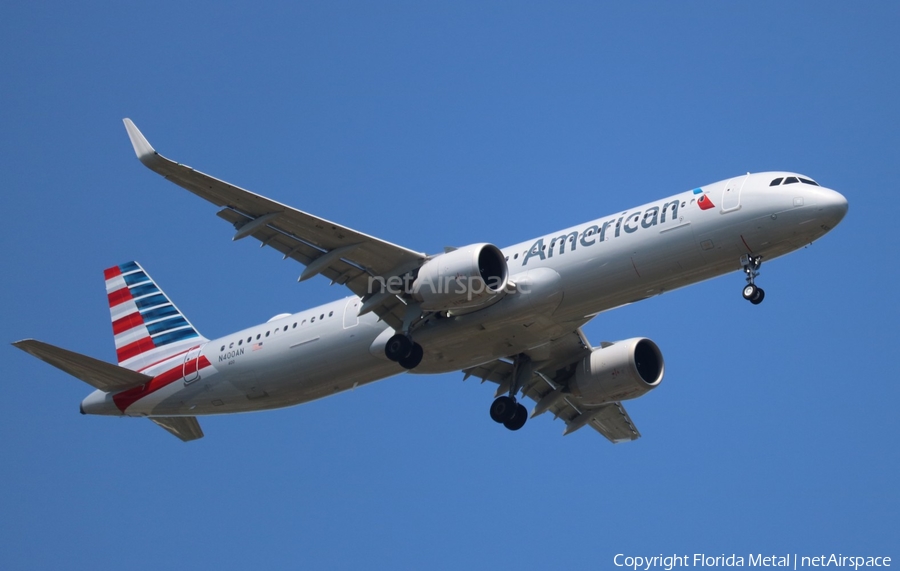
[740,254,765,305]
[742,284,765,304]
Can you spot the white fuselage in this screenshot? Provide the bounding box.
[81,172,848,418]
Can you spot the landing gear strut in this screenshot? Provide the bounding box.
[488,354,531,431]
[740,254,765,305]
[384,334,423,369]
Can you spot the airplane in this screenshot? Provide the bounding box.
[12,119,849,442]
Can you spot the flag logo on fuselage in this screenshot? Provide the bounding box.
[694,188,715,210]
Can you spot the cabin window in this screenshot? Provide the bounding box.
[247,337,252,343]
[283,325,288,331]
[311,317,315,323]
[328,311,333,317]
[229,342,234,349]
[320,314,325,320]
[514,253,518,259]
[302,319,306,325]
[265,331,270,337]
[293,323,297,329]
[238,340,242,346]
[220,345,225,351]
[256,334,261,340]
[770,177,783,186]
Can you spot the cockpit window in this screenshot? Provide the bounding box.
[770,175,819,187]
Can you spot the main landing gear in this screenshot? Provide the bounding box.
[489,354,531,431]
[490,396,528,431]
[384,334,423,369]
[740,254,765,305]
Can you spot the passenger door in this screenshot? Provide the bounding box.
[721,174,747,212]
[183,346,202,384]
[343,298,360,329]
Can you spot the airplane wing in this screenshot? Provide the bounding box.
[150,416,204,442]
[123,119,426,330]
[12,339,151,393]
[462,329,642,443]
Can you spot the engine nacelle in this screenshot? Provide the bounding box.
[569,338,664,405]
[411,243,509,311]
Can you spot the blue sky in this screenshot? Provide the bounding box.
[2,2,897,569]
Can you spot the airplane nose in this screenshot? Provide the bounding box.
[819,187,849,226]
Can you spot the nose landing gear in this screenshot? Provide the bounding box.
[740,254,765,305]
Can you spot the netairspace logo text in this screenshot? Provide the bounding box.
[613,553,891,571]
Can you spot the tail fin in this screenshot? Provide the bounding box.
[104,261,207,371]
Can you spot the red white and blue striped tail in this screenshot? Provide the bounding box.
[104,261,207,372]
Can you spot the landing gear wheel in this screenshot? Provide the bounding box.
[398,343,423,369]
[384,334,412,362]
[503,404,528,431]
[750,287,765,305]
[742,284,758,300]
[490,396,518,424]
[740,254,765,305]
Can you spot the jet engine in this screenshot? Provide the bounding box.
[569,338,664,405]
[411,243,509,311]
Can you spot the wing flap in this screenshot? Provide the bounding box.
[463,359,514,385]
[13,339,151,392]
[216,208,369,284]
[215,207,406,329]
[586,402,641,443]
[150,416,204,442]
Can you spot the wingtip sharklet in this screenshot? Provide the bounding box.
[122,118,157,164]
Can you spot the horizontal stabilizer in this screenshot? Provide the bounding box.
[150,416,204,441]
[13,339,151,392]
